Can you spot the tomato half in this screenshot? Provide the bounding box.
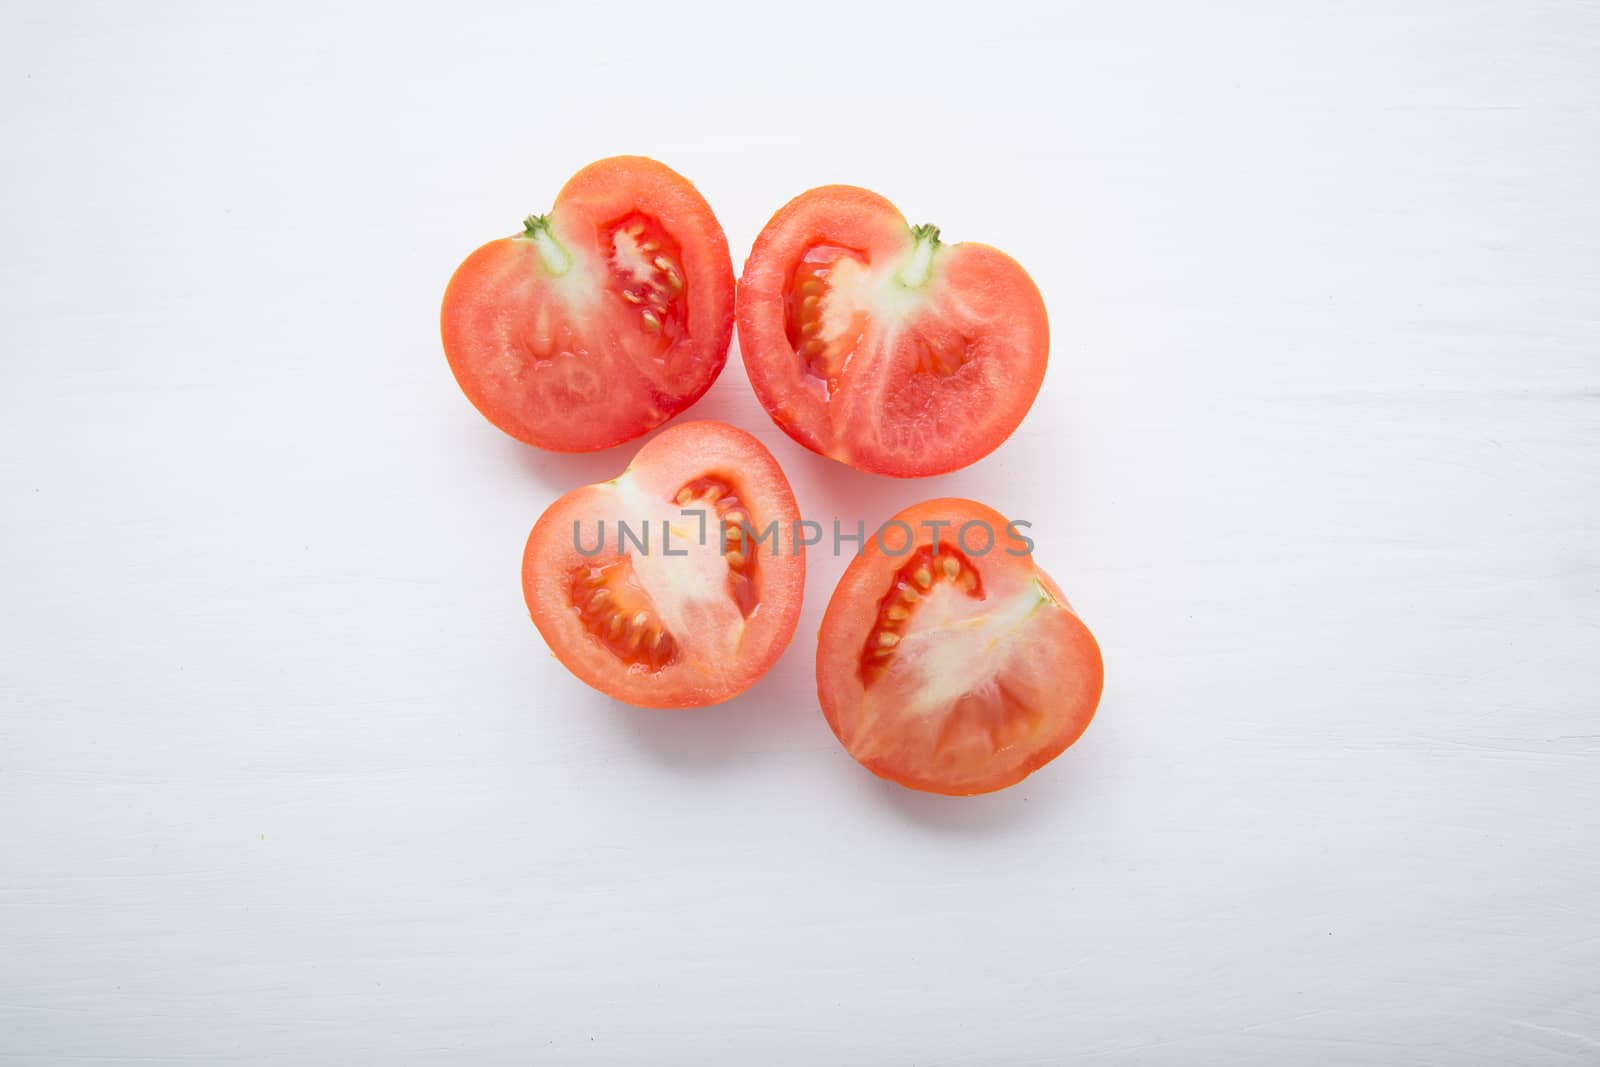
[737,186,1049,477]
[442,156,735,452]
[523,421,805,708]
[816,499,1102,794]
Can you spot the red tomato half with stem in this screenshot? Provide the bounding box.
[738,186,1049,477]
[816,499,1102,795]
[523,421,805,708]
[442,156,734,452]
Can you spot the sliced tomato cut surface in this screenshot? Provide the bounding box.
[442,156,734,452]
[816,499,1102,795]
[738,186,1049,477]
[523,421,805,708]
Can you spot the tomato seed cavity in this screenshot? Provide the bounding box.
[569,558,677,670]
[860,545,984,684]
[608,214,686,344]
[784,244,867,387]
[673,475,759,617]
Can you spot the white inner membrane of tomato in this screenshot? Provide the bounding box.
[857,546,1058,756]
[566,469,757,674]
[783,227,974,395]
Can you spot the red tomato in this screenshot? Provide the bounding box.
[442,156,734,452]
[737,186,1049,477]
[523,421,805,708]
[816,499,1102,794]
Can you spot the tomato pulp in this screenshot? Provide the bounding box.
[738,186,1049,477]
[442,156,735,452]
[816,499,1102,794]
[523,421,805,708]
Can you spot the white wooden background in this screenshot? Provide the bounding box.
[2,1,1596,1063]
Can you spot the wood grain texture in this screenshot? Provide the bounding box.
[1,1,1596,1063]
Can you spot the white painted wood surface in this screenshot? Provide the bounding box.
[2,2,1596,1062]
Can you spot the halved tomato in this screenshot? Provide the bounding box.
[737,186,1049,477]
[442,156,734,452]
[816,499,1102,794]
[523,421,805,708]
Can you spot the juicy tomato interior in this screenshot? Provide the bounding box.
[603,211,690,346]
[738,186,1049,477]
[442,156,734,452]
[816,499,1102,795]
[523,421,805,708]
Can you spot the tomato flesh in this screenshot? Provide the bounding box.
[816,499,1102,795]
[738,186,1048,477]
[524,421,804,708]
[442,156,734,452]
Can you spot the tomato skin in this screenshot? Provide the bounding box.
[816,499,1102,795]
[442,156,734,452]
[738,186,1049,477]
[523,421,805,709]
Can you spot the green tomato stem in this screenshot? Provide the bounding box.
[896,223,941,289]
[522,214,574,277]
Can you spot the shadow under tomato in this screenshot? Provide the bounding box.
[781,447,927,540]
[861,759,1085,836]
[494,431,635,497]
[598,668,816,773]
[601,698,767,772]
[776,432,1020,530]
